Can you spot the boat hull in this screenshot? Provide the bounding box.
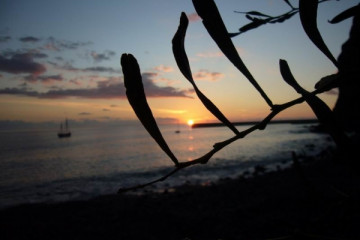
[57,132,71,138]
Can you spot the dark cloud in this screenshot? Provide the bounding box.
[44,37,92,51]
[91,50,116,62]
[102,108,110,111]
[83,66,121,73]
[35,74,63,84]
[0,53,46,75]
[141,72,193,98]
[0,87,39,97]
[19,36,41,43]
[1,49,47,59]
[0,73,192,99]
[31,52,48,58]
[48,61,120,74]
[0,36,11,43]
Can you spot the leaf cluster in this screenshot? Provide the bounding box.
[119,0,356,192]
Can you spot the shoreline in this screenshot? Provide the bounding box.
[1,148,359,240]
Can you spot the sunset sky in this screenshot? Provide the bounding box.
[0,0,356,125]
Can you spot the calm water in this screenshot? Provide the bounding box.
[0,122,333,208]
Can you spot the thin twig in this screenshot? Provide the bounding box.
[118,84,332,193]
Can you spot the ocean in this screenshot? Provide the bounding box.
[0,122,333,209]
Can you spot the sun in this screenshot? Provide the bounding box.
[187,119,194,126]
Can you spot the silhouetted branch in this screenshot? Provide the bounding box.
[117,82,338,193]
[118,0,352,193]
[231,0,336,37]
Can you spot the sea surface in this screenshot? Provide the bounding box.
[0,122,333,209]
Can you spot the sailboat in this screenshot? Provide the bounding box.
[58,119,71,138]
[175,120,181,134]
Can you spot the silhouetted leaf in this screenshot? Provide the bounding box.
[279,59,302,92]
[172,13,240,135]
[299,0,338,67]
[239,19,268,32]
[279,59,347,147]
[315,74,340,91]
[192,0,273,107]
[328,4,359,24]
[269,11,297,23]
[121,53,179,166]
[283,0,295,9]
[228,32,242,38]
[235,11,272,18]
[245,14,263,22]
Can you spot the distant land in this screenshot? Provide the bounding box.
[192,119,318,128]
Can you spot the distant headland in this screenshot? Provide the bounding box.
[192,119,318,128]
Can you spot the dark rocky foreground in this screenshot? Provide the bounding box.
[1,150,359,240]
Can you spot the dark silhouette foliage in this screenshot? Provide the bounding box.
[120,0,357,191]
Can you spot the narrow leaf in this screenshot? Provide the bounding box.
[235,11,272,18]
[299,0,338,67]
[192,0,273,107]
[172,13,240,135]
[328,4,359,24]
[121,53,179,165]
[279,59,303,93]
[269,11,297,24]
[314,74,340,92]
[239,19,268,32]
[283,0,295,9]
[279,59,348,148]
[245,15,262,22]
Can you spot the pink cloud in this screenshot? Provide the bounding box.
[193,70,224,82]
[188,12,201,22]
[154,64,174,73]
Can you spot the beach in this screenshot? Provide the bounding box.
[1,147,359,240]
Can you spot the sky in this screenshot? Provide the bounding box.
[0,0,357,125]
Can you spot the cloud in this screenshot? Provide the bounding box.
[0,87,39,97]
[83,66,121,73]
[102,108,110,112]
[188,13,201,22]
[90,50,116,62]
[24,74,63,84]
[19,36,41,43]
[154,64,174,73]
[79,112,92,115]
[48,61,120,74]
[0,36,11,43]
[0,53,46,75]
[43,37,92,51]
[69,79,82,86]
[0,73,192,99]
[38,74,63,84]
[193,70,224,82]
[1,49,47,59]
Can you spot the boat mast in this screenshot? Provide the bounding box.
[65,119,68,132]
